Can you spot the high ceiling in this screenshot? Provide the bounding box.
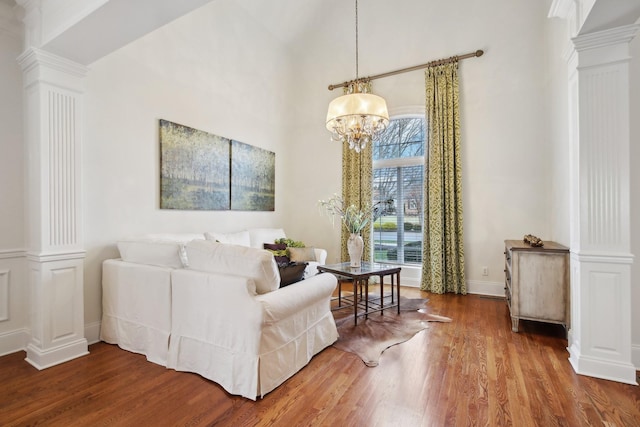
[1,0,348,64]
[2,0,639,64]
[235,0,335,49]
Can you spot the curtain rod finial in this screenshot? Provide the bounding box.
[475,49,484,57]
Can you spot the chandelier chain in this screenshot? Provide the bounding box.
[355,0,359,81]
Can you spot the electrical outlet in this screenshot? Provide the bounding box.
[482,266,488,276]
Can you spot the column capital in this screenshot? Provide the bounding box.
[17,47,88,92]
[571,24,638,69]
[574,23,639,49]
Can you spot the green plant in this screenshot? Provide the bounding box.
[274,238,305,248]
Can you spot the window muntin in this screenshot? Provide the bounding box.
[372,116,425,265]
[373,117,425,160]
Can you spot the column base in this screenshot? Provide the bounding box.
[25,338,89,370]
[569,343,638,385]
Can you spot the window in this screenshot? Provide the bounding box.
[372,115,426,265]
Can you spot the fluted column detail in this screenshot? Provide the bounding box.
[18,47,88,369]
[567,24,638,385]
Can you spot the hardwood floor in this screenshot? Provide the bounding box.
[1,287,639,426]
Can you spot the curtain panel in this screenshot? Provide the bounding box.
[421,62,466,294]
[341,143,373,262]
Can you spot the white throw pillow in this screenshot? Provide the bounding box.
[117,234,204,268]
[143,233,205,242]
[248,228,286,249]
[204,230,251,247]
[117,239,185,269]
[186,240,280,294]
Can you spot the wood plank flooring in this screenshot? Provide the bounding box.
[1,287,639,426]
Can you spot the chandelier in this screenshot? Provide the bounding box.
[325,0,389,153]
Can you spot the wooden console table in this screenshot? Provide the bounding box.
[317,262,401,325]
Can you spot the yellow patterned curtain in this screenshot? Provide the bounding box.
[421,61,466,294]
[341,138,373,262]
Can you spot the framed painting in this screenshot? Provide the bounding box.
[231,140,275,211]
[159,119,231,210]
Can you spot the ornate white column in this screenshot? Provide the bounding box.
[17,41,88,367]
[567,24,638,384]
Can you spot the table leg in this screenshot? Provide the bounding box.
[397,271,401,314]
[353,278,358,325]
[365,277,369,320]
[379,275,384,316]
[390,274,395,304]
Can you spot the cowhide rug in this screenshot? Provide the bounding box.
[332,295,451,367]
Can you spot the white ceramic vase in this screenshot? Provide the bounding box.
[347,233,364,267]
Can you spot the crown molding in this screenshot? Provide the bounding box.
[0,1,22,39]
[548,0,574,19]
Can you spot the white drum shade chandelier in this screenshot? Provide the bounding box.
[325,0,389,153]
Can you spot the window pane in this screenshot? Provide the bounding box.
[372,165,423,264]
[373,117,425,161]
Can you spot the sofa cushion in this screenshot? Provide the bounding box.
[263,242,289,265]
[278,262,308,287]
[249,228,286,249]
[204,230,251,247]
[185,240,280,294]
[117,235,203,269]
[288,247,317,263]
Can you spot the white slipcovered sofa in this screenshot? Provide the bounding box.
[100,228,338,400]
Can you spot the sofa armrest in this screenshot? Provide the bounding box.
[256,273,337,323]
[170,269,263,351]
[301,248,327,278]
[313,248,327,264]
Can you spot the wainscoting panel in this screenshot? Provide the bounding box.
[0,269,8,322]
[0,251,28,356]
[51,267,77,342]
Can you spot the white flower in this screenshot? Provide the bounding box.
[318,194,393,235]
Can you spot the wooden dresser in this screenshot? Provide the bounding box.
[503,240,569,332]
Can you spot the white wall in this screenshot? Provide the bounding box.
[0,21,24,250]
[286,0,554,293]
[82,0,295,329]
[629,20,640,367]
[545,12,571,248]
[0,19,28,355]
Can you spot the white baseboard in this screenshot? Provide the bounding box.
[85,321,101,345]
[0,322,101,358]
[25,339,89,370]
[632,344,640,371]
[569,346,638,385]
[467,280,505,297]
[398,275,504,297]
[0,328,29,357]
